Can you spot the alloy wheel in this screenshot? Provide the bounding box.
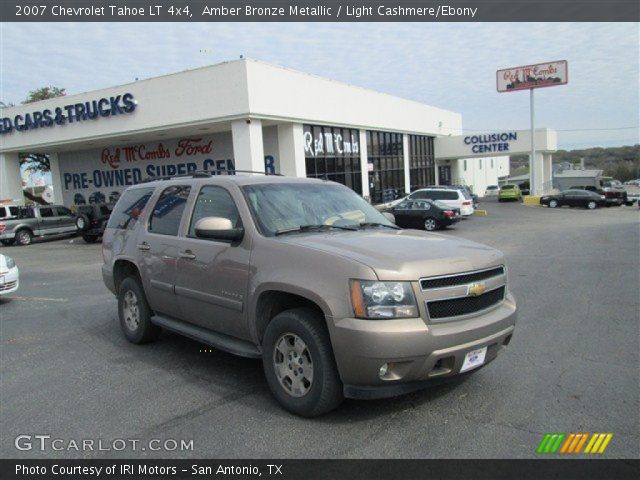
[122,290,140,331]
[424,218,437,231]
[273,333,314,397]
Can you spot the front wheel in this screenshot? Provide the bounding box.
[262,308,343,417]
[424,218,438,231]
[587,201,597,210]
[549,200,558,208]
[118,277,161,344]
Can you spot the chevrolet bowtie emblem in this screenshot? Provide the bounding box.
[468,283,486,296]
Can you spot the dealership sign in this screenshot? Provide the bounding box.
[464,132,518,153]
[303,129,359,157]
[0,93,136,134]
[58,132,277,206]
[497,61,568,92]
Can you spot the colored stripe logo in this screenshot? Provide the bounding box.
[537,433,613,454]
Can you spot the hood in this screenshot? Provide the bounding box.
[277,228,504,281]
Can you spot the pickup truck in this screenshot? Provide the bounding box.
[0,205,77,246]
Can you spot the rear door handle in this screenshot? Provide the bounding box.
[179,250,196,260]
[137,242,150,251]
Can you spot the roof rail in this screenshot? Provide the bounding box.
[140,169,283,183]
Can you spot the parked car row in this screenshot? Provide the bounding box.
[388,186,476,217]
[0,202,114,246]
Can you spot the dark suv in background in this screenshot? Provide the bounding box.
[75,203,114,243]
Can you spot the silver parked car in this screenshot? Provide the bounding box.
[102,173,517,416]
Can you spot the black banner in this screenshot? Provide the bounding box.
[2,459,640,480]
[3,0,639,22]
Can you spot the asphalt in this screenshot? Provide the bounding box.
[1,200,638,459]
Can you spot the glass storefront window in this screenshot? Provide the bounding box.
[366,130,405,204]
[408,135,435,192]
[303,124,362,195]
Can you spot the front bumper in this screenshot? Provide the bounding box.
[330,293,516,398]
[0,267,20,295]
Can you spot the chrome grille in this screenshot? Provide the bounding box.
[420,266,505,290]
[420,266,506,321]
[0,281,17,291]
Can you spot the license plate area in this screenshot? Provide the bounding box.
[460,346,487,372]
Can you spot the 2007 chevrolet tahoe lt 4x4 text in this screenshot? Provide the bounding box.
[102,172,517,416]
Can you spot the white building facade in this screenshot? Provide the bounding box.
[0,59,556,206]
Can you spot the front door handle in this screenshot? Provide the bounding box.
[179,250,196,260]
[137,242,150,251]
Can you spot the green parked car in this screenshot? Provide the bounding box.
[498,184,522,202]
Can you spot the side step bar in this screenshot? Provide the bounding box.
[151,315,262,359]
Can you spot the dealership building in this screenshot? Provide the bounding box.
[0,59,557,206]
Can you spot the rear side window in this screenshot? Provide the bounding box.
[420,190,441,200]
[39,207,54,218]
[188,186,240,237]
[107,187,155,230]
[56,207,73,217]
[149,185,191,236]
[440,191,458,200]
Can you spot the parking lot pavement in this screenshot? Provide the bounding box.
[1,202,638,459]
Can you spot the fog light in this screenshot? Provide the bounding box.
[379,363,389,378]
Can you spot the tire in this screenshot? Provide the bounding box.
[549,200,558,208]
[424,218,437,231]
[82,234,99,243]
[15,229,32,246]
[118,276,161,344]
[76,214,90,231]
[262,308,343,417]
[587,201,597,210]
[1,239,15,246]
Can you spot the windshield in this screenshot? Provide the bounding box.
[242,182,395,236]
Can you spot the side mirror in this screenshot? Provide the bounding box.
[382,212,396,224]
[195,217,244,242]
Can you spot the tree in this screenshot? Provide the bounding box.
[23,86,66,104]
[17,86,66,177]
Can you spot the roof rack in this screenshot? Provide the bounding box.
[141,169,283,183]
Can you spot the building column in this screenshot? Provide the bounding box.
[531,152,544,195]
[402,134,410,193]
[0,152,24,204]
[542,153,553,192]
[48,152,64,204]
[231,119,265,173]
[358,130,370,201]
[277,123,305,177]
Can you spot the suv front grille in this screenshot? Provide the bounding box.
[427,286,505,319]
[420,266,504,290]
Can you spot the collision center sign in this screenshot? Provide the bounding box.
[497,60,568,92]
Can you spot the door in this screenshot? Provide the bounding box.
[37,207,58,234]
[139,184,191,319]
[174,185,251,340]
[563,192,577,207]
[54,206,76,232]
[438,166,452,185]
[392,200,417,228]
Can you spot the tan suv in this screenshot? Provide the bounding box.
[102,172,516,416]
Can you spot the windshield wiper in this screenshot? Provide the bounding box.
[358,222,400,230]
[275,224,358,236]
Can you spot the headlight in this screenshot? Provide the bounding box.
[350,280,418,319]
[5,256,15,269]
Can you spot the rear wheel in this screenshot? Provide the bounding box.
[262,308,343,417]
[75,214,90,232]
[82,234,99,243]
[587,201,597,210]
[15,229,32,246]
[118,276,160,344]
[424,218,437,231]
[549,200,558,208]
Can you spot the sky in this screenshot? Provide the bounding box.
[1,22,638,150]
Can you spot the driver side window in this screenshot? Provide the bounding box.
[188,186,240,237]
